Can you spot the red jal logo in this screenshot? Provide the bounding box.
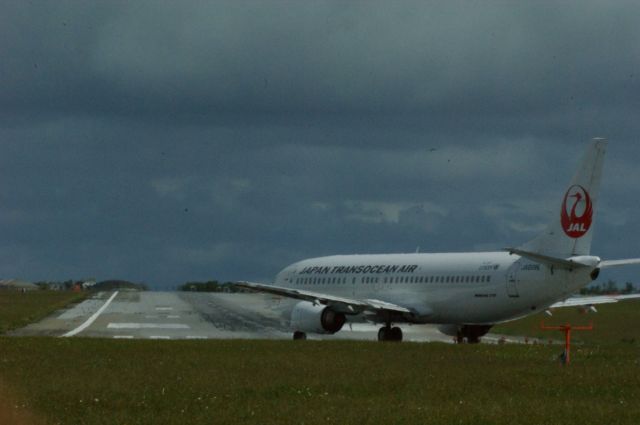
[561,185,593,238]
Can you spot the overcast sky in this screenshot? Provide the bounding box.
[1,1,639,289]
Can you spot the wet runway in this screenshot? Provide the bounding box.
[13,291,518,343]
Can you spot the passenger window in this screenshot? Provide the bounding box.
[487,275,491,282]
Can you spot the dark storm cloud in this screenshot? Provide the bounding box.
[1,1,640,287]
[3,2,639,125]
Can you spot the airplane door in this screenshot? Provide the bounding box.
[506,263,520,298]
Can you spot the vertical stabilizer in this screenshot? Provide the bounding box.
[519,138,607,257]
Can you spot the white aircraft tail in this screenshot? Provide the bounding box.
[518,138,607,258]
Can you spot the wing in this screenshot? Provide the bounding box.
[234,281,412,316]
[550,293,640,308]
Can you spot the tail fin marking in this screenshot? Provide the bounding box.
[519,138,607,257]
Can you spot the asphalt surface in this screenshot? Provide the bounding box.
[13,291,525,343]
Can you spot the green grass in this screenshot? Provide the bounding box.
[0,290,87,334]
[0,338,639,425]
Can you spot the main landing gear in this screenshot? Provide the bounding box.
[293,331,307,340]
[378,326,403,342]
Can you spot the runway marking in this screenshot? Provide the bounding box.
[113,335,134,339]
[186,336,208,339]
[167,315,180,319]
[107,323,190,329]
[144,315,158,319]
[61,291,119,337]
[149,336,171,340]
[155,307,173,311]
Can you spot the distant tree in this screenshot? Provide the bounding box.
[580,282,604,295]
[178,281,246,292]
[623,282,635,294]
[604,279,618,294]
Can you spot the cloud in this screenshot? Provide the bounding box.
[1,1,640,287]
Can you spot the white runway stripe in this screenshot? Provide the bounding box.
[113,335,134,339]
[107,323,190,329]
[61,291,119,337]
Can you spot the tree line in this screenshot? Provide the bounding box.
[580,280,637,295]
[178,280,248,293]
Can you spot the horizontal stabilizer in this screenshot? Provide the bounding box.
[599,258,640,268]
[505,247,595,269]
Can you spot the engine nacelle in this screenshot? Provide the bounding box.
[291,301,346,334]
[438,324,493,343]
[437,324,461,337]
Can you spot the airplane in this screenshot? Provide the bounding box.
[237,139,640,342]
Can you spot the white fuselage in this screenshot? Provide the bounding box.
[274,252,593,324]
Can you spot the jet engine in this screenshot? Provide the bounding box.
[291,301,346,334]
[438,324,493,343]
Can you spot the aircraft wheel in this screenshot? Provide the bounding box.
[390,326,403,342]
[293,331,307,340]
[377,326,391,341]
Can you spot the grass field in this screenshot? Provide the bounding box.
[0,290,87,334]
[493,299,640,345]
[0,297,638,425]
